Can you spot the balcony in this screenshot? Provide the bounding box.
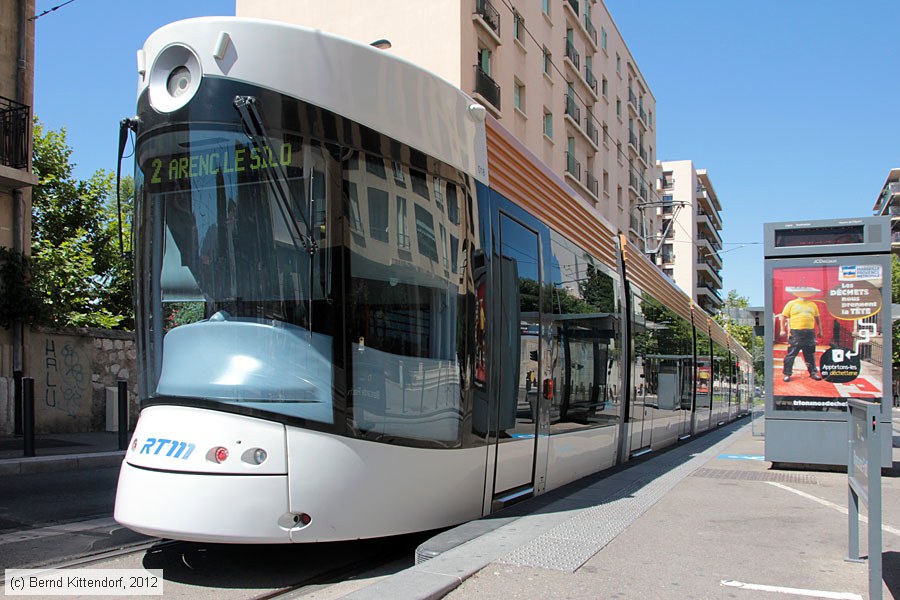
[583,14,597,46]
[565,94,581,123]
[565,39,581,70]
[639,145,648,165]
[628,89,637,109]
[0,96,29,170]
[585,67,598,96]
[566,152,581,180]
[639,105,647,124]
[630,212,643,235]
[696,281,723,305]
[629,169,639,192]
[892,230,900,245]
[474,0,500,36]
[628,130,638,150]
[584,116,599,146]
[474,65,501,110]
[586,171,599,197]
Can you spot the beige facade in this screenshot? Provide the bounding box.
[0,0,37,434]
[236,0,659,248]
[656,160,723,314]
[871,167,900,254]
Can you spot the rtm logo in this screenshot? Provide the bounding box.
[139,437,196,459]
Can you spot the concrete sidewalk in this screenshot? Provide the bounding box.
[340,412,900,600]
[0,432,126,476]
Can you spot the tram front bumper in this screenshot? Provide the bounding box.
[114,461,294,543]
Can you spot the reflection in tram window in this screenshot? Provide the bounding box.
[633,294,694,413]
[547,232,621,433]
[695,331,712,409]
[343,148,475,447]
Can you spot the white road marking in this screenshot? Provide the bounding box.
[0,517,117,545]
[766,482,900,537]
[721,580,862,599]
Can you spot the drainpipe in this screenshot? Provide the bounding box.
[12,0,30,434]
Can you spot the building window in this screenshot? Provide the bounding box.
[542,0,550,16]
[616,98,621,117]
[346,181,363,232]
[602,169,609,194]
[543,109,553,139]
[367,187,390,242]
[616,185,622,207]
[414,203,439,262]
[649,110,653,128]
[478,47,492,76]
[662,194,673,214]
[601,26,607,50]
[542,46,552,75]
[514,11,524,41]
[391,161,405,184]
[601,75,607,97]
[616,53,621,73]
[397,195,410,248]
[514,79,525,111]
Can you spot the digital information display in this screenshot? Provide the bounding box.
[773,225,865,249]
[143,142,295,193]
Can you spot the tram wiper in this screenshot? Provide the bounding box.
[233,95,317,256]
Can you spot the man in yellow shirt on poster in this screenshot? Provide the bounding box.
[780,297,824,382]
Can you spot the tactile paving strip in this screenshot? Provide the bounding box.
[691,468,817,485]
[499,441,727,572]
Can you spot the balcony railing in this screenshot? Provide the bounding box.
[584,116,599,146]
[566,0,579,16]
[628,89,637,108]
[583,14,597,45]
[565,94,581,123]
[474,65,501,109]
[475,0,500,35]
[566,152,581,180]
[629,169,639,190]
[0,96,29,170]
[585,67,598,95]
[889,181,900,196]
[565,39,581,70]
[630,212,642,234]
[639,106,647,123]
[639,145,648,164]
[628,131,638,149]
[586,171,598,197]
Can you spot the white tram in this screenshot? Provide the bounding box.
[114,17,753,543]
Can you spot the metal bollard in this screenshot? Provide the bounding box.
[117,380,129,451]
[22,377,34,457]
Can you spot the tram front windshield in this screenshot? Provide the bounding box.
[136,125,337,424]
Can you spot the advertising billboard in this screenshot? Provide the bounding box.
[771,263,883,411]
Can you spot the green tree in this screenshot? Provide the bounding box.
[31,120,133,329]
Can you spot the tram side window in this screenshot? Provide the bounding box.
[633,293,693,412]
[547,232,621,433]
[695,332,712,408]
[346,154,471,446]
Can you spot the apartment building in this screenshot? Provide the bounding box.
[871,168,900,254]
[656,160,723,314]
[236,0,659,249]
[0,0,36,435]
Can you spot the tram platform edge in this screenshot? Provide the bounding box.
[0,432,126,476]
[333,413,900,600]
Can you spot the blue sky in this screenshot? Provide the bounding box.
[34,1,900,306]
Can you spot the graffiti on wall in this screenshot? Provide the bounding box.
[41,337,89,420]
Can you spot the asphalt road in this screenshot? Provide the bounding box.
[0,465,150,569]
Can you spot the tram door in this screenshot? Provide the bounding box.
[493,214,542,504]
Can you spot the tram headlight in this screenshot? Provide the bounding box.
[252,448,267,465]
[166,66,192,98]
[148,43,201,113]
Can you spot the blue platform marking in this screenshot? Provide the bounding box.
[718,454,765,461]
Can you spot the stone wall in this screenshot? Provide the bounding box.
[23,327,137,434]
